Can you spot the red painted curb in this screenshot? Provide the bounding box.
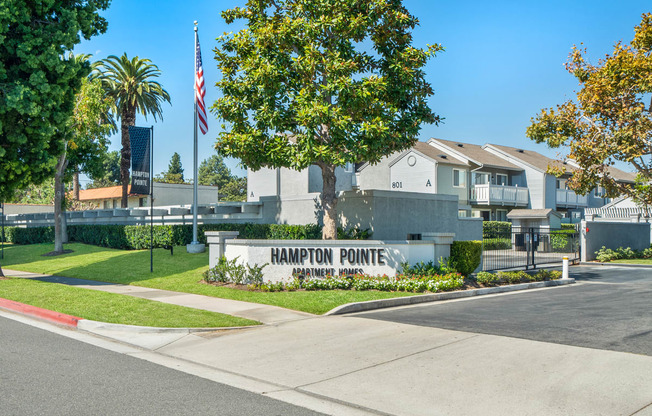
[0,298,81,327]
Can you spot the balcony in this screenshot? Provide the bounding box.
[470,184,529,206]
[556,189,588,207]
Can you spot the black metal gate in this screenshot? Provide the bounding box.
[482,227,580,271]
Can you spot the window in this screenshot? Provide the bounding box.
[556,179,567,190]
[496,174,508,186]
[112,199,117,209]
[458,209,468,218]
[345,162,354,173]
[139,197,146,207]
[473,172,489,185]
[453,169,466,187]
[496,209,508,222]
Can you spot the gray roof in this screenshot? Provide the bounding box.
[430,138,522,170]
[506,209,562,219]
[412,141,467,166]
[603,166,637,183]
[487,143,575,174]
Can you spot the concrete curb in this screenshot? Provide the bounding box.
[0,298,81,327]
[324,278,576,315]
[0,297,256,334]
[77,319,257,334]
[581,261,652,269]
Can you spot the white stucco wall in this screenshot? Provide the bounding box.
[223,239,440,282]
[389,152,437,194]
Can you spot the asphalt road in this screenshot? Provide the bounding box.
[0,316,324,416]
[357,265,652,356]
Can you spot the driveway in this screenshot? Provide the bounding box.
[356,265,652,356]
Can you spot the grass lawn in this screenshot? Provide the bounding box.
[0,277,259,328]
[611,258,652,265]
[0,243,417,315]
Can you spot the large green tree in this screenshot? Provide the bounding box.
[94,54,171,208]
[0,0,110,275]
[198,154,246,201]
[87,150,121,189]
[527,13,652,205]
[156,152,185,183]
[214,0,442,239]
[51,73,114,253]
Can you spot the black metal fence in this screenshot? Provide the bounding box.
[482,227,580,271]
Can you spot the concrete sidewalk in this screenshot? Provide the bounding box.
[151,313,652,416]
[3,269,313,325]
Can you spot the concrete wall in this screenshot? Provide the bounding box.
[257,190,480,242]
[580,220,651,261]
[2,203,54,215]
[336,190,465,241]
[456,218,483,241]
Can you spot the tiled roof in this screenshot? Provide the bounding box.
[78,185,145,201]
[430,138,522,170]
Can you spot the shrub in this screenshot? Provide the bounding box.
[3,222,338,248]
[449,241,482,276]
[594,245,647,262]
[533,269,562,280]
[483,238,511,250]
[476,271,498,285]
[203,256,268,285]
[483,221,511,239]
[400,260,454,277]
[497,270,530,284]
[2,226,54,244]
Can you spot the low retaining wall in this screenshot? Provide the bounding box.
[208,231,455,282]
[580,220,651,261]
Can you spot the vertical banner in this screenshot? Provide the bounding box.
[129,126,152,195]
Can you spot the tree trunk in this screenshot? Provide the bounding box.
[72,172,80,200]
[120,107,136,208]
[61,181,68,244]
[54,152,68,253]
[319,162,338,240]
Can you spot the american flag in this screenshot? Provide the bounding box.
[195,33,208,135]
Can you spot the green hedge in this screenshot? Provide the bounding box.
[550,224,578,252]
[449,240,482,276]
[483,238,511,250]
[1,223,368,249]
[1,226,54,244]
[483,221,511,239]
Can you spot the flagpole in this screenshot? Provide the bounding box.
[188,21,205,253]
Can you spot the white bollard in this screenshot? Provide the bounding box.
[562,256,569,279]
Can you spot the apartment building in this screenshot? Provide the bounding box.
[246,138,636,221]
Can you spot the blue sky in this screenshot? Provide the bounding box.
[75,0,651,186]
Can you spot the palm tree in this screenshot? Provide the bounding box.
[94,54,171,207]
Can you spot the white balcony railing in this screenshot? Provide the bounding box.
[470,184,529,206]
[556,189,588,207]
